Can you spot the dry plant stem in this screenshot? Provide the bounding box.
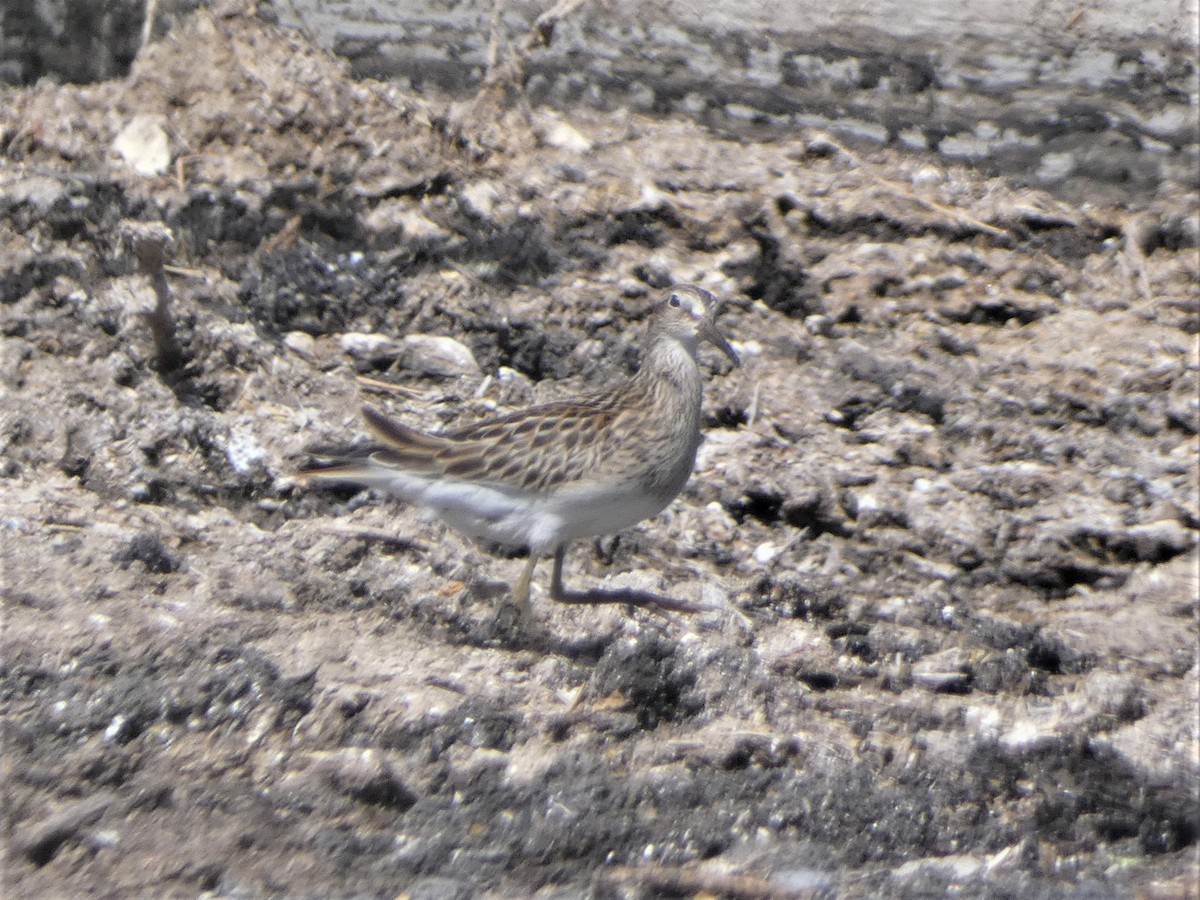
[260,213,302,254]
[1122,214,1154,303]
[140,0,160,52]
[475,0,590,102]
[353,375,424,400]
[484,0,504,74]
[134,236,183,373]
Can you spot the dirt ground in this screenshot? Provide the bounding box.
[2,9,1198,899]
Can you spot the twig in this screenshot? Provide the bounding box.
[354,375,424,399]
[484,0,505,74]
[139,0,160,54]
[260,213,303,254]
[161,264,206,278]
[470,0,589,110]
[746,379,762,428]
[443,0,589,154]
[424,674,468,694]
[129,225,184,373]
[1121,213,1154,304]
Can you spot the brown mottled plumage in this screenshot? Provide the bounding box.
[299,284,739,614]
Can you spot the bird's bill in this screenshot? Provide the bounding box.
[700,319,741,367]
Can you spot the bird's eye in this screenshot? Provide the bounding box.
[668,293,682,308]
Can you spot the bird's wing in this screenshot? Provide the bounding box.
[300,399,633,494]
[437,400,623,493]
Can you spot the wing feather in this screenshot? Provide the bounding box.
[302,394,635,494]
[363,406,447,453]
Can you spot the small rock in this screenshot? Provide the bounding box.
[14,794,113,865]
[3,175,67,212]
[804,314,833,336]
[999,719,1057,752]
[283,331,316,359]
[700,501,737,544]
[618,278,650,298]
[401,334,481,377]
[754,541,782,564]
[340,332,402,361]
[224,423,268,474]
[538,118,593,153]
[892,853,984,882]
[227,578,296,613]
[495,365,535,405]
[363,203,452,242]
[113,115,171,177]
[458,180,503,221]
[911,165,943,188]
[1118,520,1195,562]
[397,209,452,241]
[735,339,764,359]
[635,182,671,211]
[89,830,121,850]
[1037,151,1076,182]
[313,749,417,810]
[104,715,133,743]
[912,649,973,694]
[112,533,179,574]
[407,877,474,900]
[496,365,531,388]
[697,581,730,610]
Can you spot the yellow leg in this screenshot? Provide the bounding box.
[513,554,538,616]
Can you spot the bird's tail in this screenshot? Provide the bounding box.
[295,406,447,484]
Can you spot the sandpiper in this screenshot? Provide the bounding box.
[299,284,739,613]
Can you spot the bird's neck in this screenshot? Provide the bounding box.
[635,334,703,403]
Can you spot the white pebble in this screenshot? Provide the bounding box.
[401,334,481,377]
[754,541,782,564]
[113,115,170,177]
[911,165,943,188]
[283,331,316,359]
[540,119,593,153]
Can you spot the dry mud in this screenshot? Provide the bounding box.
[1,10,1198,899]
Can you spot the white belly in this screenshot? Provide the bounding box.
[546,481,675,545]
[405,477,673,555]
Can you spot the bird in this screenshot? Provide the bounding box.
[298,284,740,614]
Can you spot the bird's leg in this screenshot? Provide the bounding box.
[549,542,705,614]
[549,545,568,602]
[512,553,538,616]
